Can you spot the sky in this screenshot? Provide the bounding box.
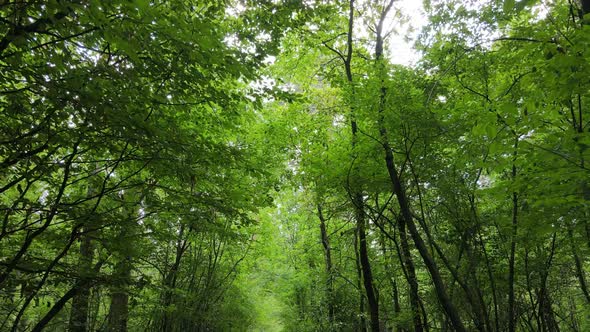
[386,0,428,66]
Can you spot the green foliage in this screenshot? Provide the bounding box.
[2,0,590,331]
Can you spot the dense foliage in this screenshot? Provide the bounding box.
[1,0,590,331]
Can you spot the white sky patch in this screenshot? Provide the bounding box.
[138,207,146,224]
[531,1,550,22]
[263,55,276,65]
[67,114,76,128]
[256,32,272,43]
[251,75,276,92]
[386,0,427,66]
[226,2,246,17]
[39,189,49,204]
[332,114,345,127]
[477,174,492,188]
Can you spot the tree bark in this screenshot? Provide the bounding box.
[107,258,131,332]
[161,224,188,332]
[341,1,380,330]
[391,278,403,332]
[539,234,559,332]
[385,160,465,331]
[372,1,465,329]
[31,258,105,332]
[356,197,380,332]
[318,204,335,325]
[570,229,590,304]
[398,218,423,332]
[68,227,95,332]
[354,227,367,332]
[508,138,519,332]
[33,285,79,332]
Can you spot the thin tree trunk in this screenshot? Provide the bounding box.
[340,1,379,330]
[524,249,542,331]
[32,258,105,332]
[318,204,335,325]
[373,34,466,332]
[539,234,559,332]
[161,224,188,332]
[380,141,465,331]
[371,1,465,329]
[508,138,519,332]
[398,217,423,332]
[356,198,380,332]
[391,277,404,332]
[34,285,79,332]
[427,226,488,331]
[107,258,131,332]
[567,228,590,305]
[568,94,590,306]
[68,227,95,332]
[473,197,500,332]
[354,228,367,332]
[380,223,406,332]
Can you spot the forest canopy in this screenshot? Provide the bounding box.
[1,0,590,331]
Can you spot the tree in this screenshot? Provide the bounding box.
[3,0,590,331]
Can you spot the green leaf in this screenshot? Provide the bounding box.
[503,0,515,13]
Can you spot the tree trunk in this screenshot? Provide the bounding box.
[354,227,367,332]
[68,227,94,332]
[33,285,79,332]
[379,137,465,331]
[373,30,466,332]
[341,1,380,330]
[371,1,464,329]
[508,138,519,332]
[391,278,403,332]
[356,197,380,332]
[398,218,423,332]
[32,258,105,332]
[107,258,131,332]
[570,229,590,304]
[161,224,188,332]
[474,201,500,332]
[539,234,559,332]
[318,204,335,325]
